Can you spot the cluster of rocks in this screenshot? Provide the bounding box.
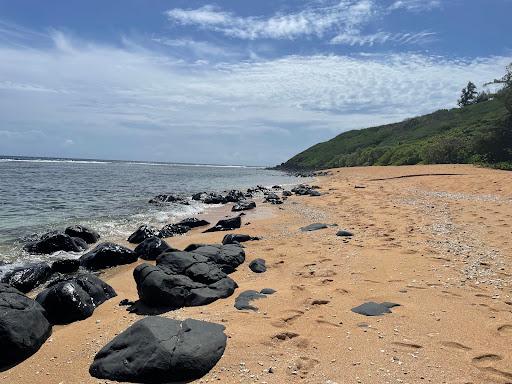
[291,184,322,197]
[23,225,100,255]
[126,217,212,243]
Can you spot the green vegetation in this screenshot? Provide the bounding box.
[278,64,512,171]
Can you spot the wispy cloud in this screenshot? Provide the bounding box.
[331,30,437,46]
[0,31,508,164]
[166,2,376,40]
[389,0,442,11]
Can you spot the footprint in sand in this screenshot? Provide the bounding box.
[497,324,512,335]
[440,341,472,351]
[391,342,423,350]
[472,354,503,365]
[271,309,304,328]
[289,356,319,376]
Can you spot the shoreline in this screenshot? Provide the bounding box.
[3,164,512,383]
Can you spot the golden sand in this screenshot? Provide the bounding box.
[3,164,512,384]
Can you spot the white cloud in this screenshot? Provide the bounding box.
[331,30,436,46]
[0,33,509,164]
[166,2,376,40]
[389,0,442,11]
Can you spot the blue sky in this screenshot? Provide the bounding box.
[0,1,511,165]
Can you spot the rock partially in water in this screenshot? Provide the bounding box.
[89,317,226,383]
[1,262,53,293]
[176,217,210,228]
[232,200,256,212]
[203,216,241,233]
[35,274,116,324]
[203,193,227,204]
[127,225,160,244]
[134,236,177,261]
[80,242,137,271]
[64,225,100,244]
[249,258,267,273]
[224,190,245,203]
[24,232,86,254]
[0,283,52,371]
[148,194,188,205]
[51,259,80,274]
[158,224,190,238]
[351,301,400,316]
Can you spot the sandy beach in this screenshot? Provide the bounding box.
[3,164,512,384]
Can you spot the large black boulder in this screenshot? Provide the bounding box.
[80,242,137,271]
[134,236,177,261]
[232,200,256,212]
[1,262,53,293]
[133,251,237,310]
[191,244,245,273]
[158,224,190,238]
[176,217,210,228]
[35,274,116,324]
[0,283,52,371]
[127,225,160,244]
[24,232,86,254]
[89,316,226,383]
[51,259,80,274]
[222,234,259,245]
[263,193,282,205]
[203,216,241,233]
[64,225,100,244]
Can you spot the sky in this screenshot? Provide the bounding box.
[0,1,511,165]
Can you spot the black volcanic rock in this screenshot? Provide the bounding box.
[351,301,400,316]
[127,225,160,244]
[1,262,53,293]
[133,251,237,310]
[0,283,52,371]
[249,258,266,273]
[89,317,226,383]
[51,259,80,274]
[64,225,100,244]
[263,193,282,205]
[191,244,245,273]
[80,242,137,271]
[300,223,329,232]
[176,217,210,228]
[232,200,256,212]
[148,194,188,204]
[234,289,273,311]
[35,274,116,324]
[336,230,354,237]
[158,224,190,238]
[203,216,241,232]
[202,193,227,204]
[222,234,259,245]
[134,236,177,261]
[224,190,245,203]
[24,232,85,254]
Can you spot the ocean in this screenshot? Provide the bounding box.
[0,156,300,264]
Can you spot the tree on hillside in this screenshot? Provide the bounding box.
[458,81,478,107]
[486,62,512,113]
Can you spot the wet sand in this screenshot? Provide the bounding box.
[3,164,512,384]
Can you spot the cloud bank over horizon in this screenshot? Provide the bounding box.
[0,1,511,165]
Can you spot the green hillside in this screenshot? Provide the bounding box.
[277,97,512,170]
